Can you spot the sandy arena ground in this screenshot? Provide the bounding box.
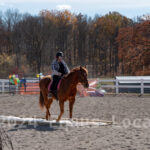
[0,94,150,150]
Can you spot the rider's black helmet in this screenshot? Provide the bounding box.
[56,51,64,58]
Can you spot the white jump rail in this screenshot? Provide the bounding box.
[0,115,111,127]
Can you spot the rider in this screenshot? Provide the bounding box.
[48,51,70,99]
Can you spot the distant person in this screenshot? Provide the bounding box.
[48,51,70,99]
[20,76,27,92]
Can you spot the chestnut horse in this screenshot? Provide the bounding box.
[39,66,89,121]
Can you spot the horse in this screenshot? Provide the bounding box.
[39,66,89,121]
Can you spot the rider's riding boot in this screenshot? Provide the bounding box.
[51,90,58,100]
[48,90,58,100]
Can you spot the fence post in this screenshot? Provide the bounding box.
[116,79,119,94]
[16,84,18,93]
[141,79,144,95]
[2,81,5,93]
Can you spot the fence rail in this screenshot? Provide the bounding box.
[0,78,150,95]
[0,78,39,94]
[100,79,150,95]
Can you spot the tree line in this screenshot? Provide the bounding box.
[0,9,149,78]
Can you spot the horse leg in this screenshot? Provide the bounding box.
[43,90,52,120]
[69,97,75,119]
[46,98,53,120]
[45,107,49,120]
[56,100,64,122]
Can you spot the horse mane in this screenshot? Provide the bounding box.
[63,66,88,79]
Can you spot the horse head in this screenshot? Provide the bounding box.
[78,66,89,88]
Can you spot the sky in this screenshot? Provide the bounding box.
[0,0,150,19]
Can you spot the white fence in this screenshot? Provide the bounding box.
[100,79,150,95]
[0,78,150,95]
[0,78,39,93]
[0,79,9,93]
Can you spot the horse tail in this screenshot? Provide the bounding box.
[39,75,51,110]
[39,91,45,109]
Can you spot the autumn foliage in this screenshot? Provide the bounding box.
[0,9,150,77]
[117,21,150,75]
